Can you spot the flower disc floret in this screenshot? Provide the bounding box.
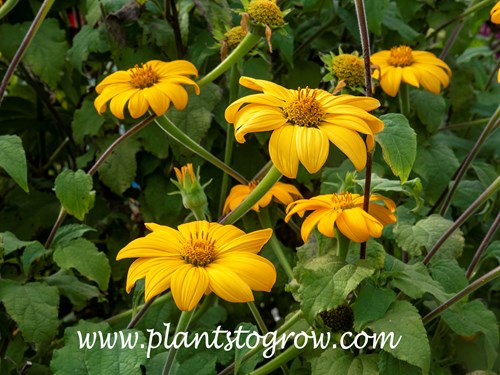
[332,54,365,88]
[225,77,384,178]
[388,45,414,67]
[94,60,199,119]
[116,221,276,311]
[247,0,284,28]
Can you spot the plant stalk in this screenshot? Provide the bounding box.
[155,115,248,185]
[162,309,196,375]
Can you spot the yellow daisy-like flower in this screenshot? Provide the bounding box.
[285,193,396,243]
[94,60,199,119]
[491,1,500,23]
[225,77,384,178]
[223,181,302,214]
[371,45,452,97]
[116,221,276,311]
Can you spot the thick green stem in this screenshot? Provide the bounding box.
[217,310,304,375]
[258,209,295,280]
[154,115,248,184]
[398,82,410,118]
[197,32,261,88]
[336,232,350,260]
[218,65,241,216]
[219,166,282,225]
[423,265,500,325]
[247,301,268,334]
[439,104,500,216]
[249,329,312,375]
[0,0,56,105]
[423,176,500,265]
[162,309,196,375]
[0,0,20,19]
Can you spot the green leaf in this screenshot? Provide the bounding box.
[294,254,375,322]
[167,83,222,157]
[234,323,262,375]
[52,224,96,248]
[53,238,111,290]
[383,255,450,302]
[311,350,378,375]
[367,300,430,373]
[377,114,417,183]
[378,351,421,375]
[394,214,464,261]
[0,231,34,256]
[413,136,460,203]
[353,282,397,330]
[0,135,29,192]
[44,271,101,311]
[51,321,147,375]
[55,169,95,221]
[97,136,140,195]
[0,280,59,348]
[382,3,420,40]
[67,25,110,72]
[442,300,499,369]
[410,90,447,133]
[429,259,468,294]
[22,242,46,274]
[0,19,68,88]
[136,122,170,159]
[365,0,389,35]
[71,99,105,143]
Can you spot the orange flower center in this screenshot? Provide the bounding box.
[283,88,324,128]
[388,45,413,67]
[182,236,216,267]
[129,64,159,89]
[331,193,354,211]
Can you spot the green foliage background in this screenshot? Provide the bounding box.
[0,0,499,374]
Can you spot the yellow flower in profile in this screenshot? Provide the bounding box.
[117,221,276,311]
[223,181,302,214]
[94,60,199,119]
[285,193,396,243]
[371,46,451,97]
[225,77,384,178]
[491,1,500,23]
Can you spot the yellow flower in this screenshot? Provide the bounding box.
[331,53,365,88]
[371,45,452,97]
[285,193,396,243]
[172,164,209,217]
[225,77,384,178]
[116,221,276,311]
[491,1,500,23]
[94,60,199,119]
[223,181,302,214]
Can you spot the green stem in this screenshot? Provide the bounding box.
[423,176,500,265]
[439,104,500,216]
[0,0,56,105]
[438,118,489,131]
[247,301,268,334]
[162,309,196,375]
[219,166,282,225]
[154,115,248,185]
[258,209,294,280]
[218,65,241,216]
[336,231,350,260]
[196,32,261,89]
[426,0,494,41]
[398,82,410,118]
[0,0,20,20]
[423,265,500,325]
[217,310,304,375]
[249,329,312,375]
[106,293,172,328]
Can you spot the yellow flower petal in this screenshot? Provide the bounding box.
[269,125,300,178]
[94,84,135,114]
[320,125,367,171]
[154,83,189,110]
[96,71,132,93]
[225,94,285,122]
[239,76,294,100]
[170,265,209,311]
[128,92,150,118]
[214,252,276,291]
[217,228,272,254]
[380,66,402,97]
[144,258,187,301]
[295,126,330,174]
[116,232,183,259]
[206,263,254,303]
[300,209,329,242]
